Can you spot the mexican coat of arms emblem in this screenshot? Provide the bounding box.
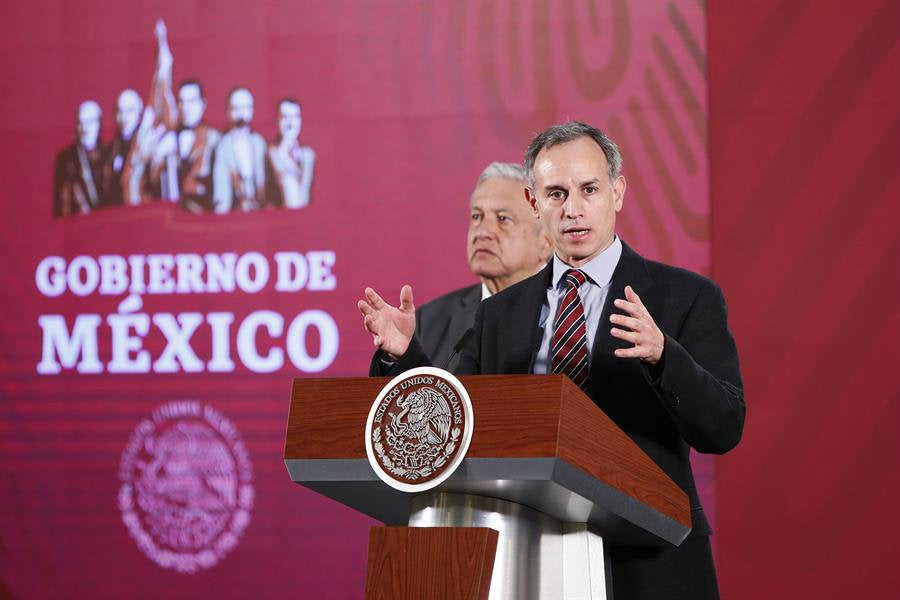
[365,367,474,492]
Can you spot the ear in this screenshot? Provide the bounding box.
[612,176,626,211]
[538,231,553,264]
[524,187,539,217]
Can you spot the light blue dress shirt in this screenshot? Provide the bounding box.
[532,236,623,374]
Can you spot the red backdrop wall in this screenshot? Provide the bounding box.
[1,0,896,597]
[709,0,900,597]
[0,1,714,597]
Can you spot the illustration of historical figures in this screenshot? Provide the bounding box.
[52,19,318,218]
[53,100,106,217]
[213,88,267,213]
[266,98,315,209]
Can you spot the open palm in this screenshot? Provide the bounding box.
[357,285,416,359]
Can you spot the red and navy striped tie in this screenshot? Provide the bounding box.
[550,269,590,388]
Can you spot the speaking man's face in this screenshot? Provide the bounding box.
[77,101,101,149]
[178,84,206,129]
[528,136,625,268]
[277,101,302,142]
[467,177,549,284]
[228,89,254,128]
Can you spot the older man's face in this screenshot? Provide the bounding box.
[467,177,547,283]
[528,136,625,268]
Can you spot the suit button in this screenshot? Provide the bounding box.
[672,391,680,405]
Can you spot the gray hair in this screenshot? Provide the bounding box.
[524,121,622,187]
[475,162,527,187]
[471,161,541,235]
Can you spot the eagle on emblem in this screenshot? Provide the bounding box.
[390,386,452,445]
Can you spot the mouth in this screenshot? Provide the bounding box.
[562,226,591,241]
[471,247,497,257]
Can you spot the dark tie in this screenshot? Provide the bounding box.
[551,269,589,388]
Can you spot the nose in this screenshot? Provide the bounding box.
[471,215,498,240]
[563,191,586,218]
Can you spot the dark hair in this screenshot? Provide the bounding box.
[524,121,622,186]
[177,79,205,98]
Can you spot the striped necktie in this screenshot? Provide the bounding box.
[550,269,589,388]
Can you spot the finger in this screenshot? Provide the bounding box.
[610,327,639,344]
[363,314,379,335]
[399,285,415,312]
[609,313,642,331]
[365,287,387,309]
[625,285,652,318]
[624,285,642,305]
[357,299,374,316]
[614,347,645,359]
[613,298,641,316]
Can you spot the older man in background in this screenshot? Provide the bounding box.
[413,162,551,368]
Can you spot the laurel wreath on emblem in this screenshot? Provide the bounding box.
[373,426,461,481]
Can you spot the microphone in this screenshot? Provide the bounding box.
[441,327,475,370]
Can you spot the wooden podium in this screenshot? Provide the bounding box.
[285,375,690,599]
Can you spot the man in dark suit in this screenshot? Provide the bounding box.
[416,162,550,368]
[358,122,744,599]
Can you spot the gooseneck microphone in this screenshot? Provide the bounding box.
[441,327,475,370]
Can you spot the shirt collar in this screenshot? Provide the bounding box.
[481,282,492,301]
[551,235,622,290]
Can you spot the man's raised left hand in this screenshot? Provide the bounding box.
[609,285,665,365]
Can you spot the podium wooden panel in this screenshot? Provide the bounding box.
[365,527,498,600]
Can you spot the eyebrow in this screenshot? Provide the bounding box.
[543,177,603,192]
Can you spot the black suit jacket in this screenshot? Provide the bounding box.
[377,241,745,539]
[414,283,481,370]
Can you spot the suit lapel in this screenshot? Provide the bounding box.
[446,284,481,357]
[501,264,552,373]
[588,241,653,391]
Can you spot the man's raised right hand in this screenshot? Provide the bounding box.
[357,285,416,359]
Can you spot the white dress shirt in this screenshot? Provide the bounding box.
[532,236,623,374]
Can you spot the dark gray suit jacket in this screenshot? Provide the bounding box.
[414,283,482,371]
